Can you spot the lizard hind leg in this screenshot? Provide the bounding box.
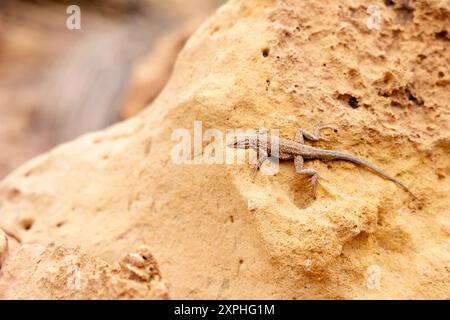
[294,156,320,196]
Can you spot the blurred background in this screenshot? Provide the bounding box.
[0,0,223,178]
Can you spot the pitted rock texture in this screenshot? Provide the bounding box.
[0,244,169,299]
[0,0,449,299]
[0,229,8,269]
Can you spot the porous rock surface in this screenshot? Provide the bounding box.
[0,0,449,299]
[0,244,169,299]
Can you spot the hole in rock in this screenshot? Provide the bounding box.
[348,96,359,108]
[20,218,34,231]
[435,30,449,41]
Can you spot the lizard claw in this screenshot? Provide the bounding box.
[309,175,318,196]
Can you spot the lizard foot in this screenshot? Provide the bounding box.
[308,173,320,196]
[297,168,321,197]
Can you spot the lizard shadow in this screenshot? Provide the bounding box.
[288,174,316,209]
[274,159,328,209]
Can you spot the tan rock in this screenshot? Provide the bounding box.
[0,0,449,299]
[0,229,8,268]
[0,244,169,299]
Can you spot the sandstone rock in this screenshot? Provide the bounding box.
[0,229,8,269]
[0,0,449,299]
[0,244,169,299]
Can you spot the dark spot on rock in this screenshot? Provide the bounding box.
[417,54,427,61]
[20,218,34,231]
[405,88,424,105]
[229,215,234,223]
[396,3,415,23]
[56,221,65,228]
[239,258,244,264]
[265,79,271,91]
[406,90,417,102]
[348,96,359,108]
[262,48,270,58]
[7,188,21,200]
[383,0,395,6]
[336,93,360,108]
[378,90,390,98]
[333,129,338,133]
[438,71,444,78]
[435,30,449,41]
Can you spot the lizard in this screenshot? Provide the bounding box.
[227,125,417,200]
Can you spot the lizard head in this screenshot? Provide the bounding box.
[227,134,252,149]
[227,131,268,150]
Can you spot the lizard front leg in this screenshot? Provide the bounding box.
[295,124,335,144]
[250,148,269,179]
[255,148,269,170]
[294,155,320,196]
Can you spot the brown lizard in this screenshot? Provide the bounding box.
[228,125,417,199]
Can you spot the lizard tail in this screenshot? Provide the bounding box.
[316,150,418,200]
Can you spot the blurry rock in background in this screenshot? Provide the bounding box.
[0,0,222,178]
[120,19,203,119]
